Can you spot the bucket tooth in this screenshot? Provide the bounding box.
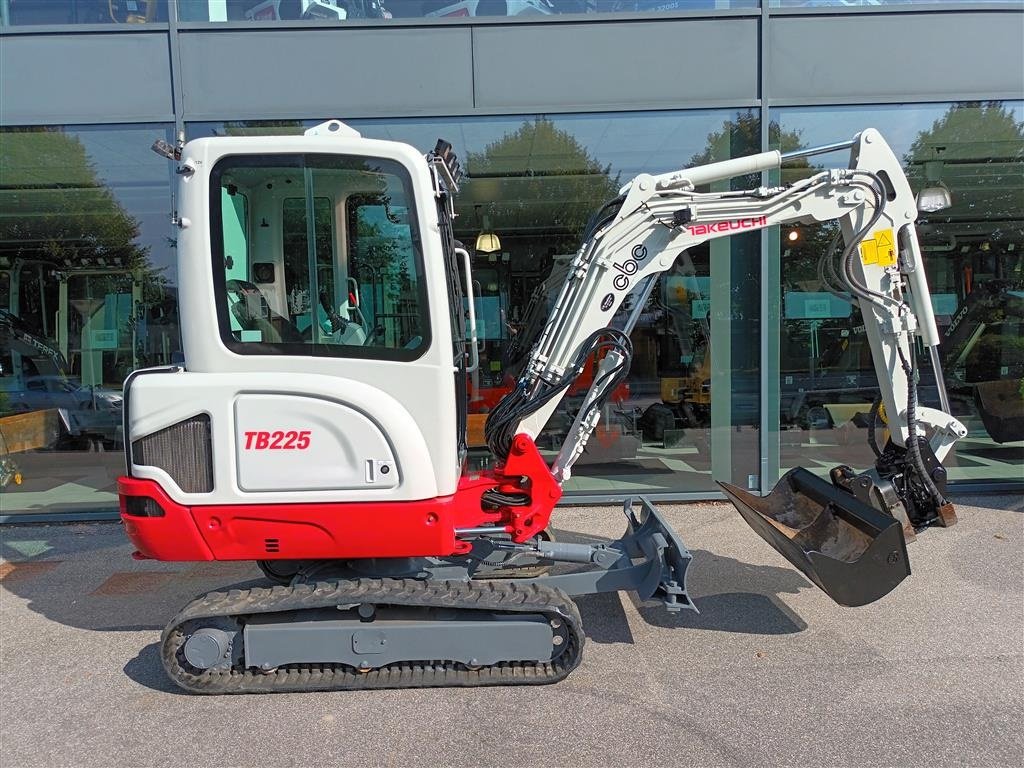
[718,468,910,607]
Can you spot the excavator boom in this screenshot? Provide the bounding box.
[485,128,966,604]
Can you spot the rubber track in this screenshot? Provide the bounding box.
[161,578,584,694]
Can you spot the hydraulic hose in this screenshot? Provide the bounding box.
[581,196,625,243]
[818,229,848,301]
[867,396,884,459]
[484,328,632,461]
[896,343,948,509]
[838,173,902,312]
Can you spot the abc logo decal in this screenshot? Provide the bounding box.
[600,293,615,311]
[612,260,637,290]
[611,243,649,291]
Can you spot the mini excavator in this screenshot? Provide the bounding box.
[121,122,967,693]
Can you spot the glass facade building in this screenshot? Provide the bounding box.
[4,1,1020,26]
[1,1,1022,519]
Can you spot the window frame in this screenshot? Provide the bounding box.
[209,152,433,363]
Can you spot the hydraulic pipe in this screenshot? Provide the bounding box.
[550,274,659,483]
[455,526,509,536]
[652,151,783,191]
[675,151,782,188]
[929,345,953,415]
[648,137,855,192]
[781,139,857,163]
[899,224,942,349]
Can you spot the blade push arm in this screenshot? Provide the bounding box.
[486,128,965,523]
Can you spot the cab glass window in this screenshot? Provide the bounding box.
[210,153,431,361]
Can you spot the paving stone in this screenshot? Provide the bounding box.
[0,560,61,582]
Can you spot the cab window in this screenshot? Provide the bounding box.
[210,153,431,362]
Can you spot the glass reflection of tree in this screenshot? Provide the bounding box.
[220,120,307,137]
[283,197,336,319]
[693,111,838,272]
[465,117,621,251]
[682,112,778,386]
[0,128,168,380]
[470,118,621,378]
[350,200,419,345]
[905,101,1024,232]
[904,103,1024,400]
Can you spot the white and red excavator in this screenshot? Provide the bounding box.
[120,121,966,693]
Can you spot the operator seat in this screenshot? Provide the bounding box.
[226,279,304,344]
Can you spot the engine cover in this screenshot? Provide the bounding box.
[234,394,397,492]
[124,368,441,506]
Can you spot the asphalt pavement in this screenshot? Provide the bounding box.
[1,494,1021,768]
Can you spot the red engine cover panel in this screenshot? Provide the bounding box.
[118,436,561,562]
[119,477,215,560]
[191,497,465,560]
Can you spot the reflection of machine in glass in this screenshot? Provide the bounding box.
[0,308,123,448]
[423,0,554,18]
[1,258,145,389]
[107,0,158,23]
[10,375,123,445]
[0,254,150,451]
[779,290,881,430]
[244,0,390,20]
[775,276,1024,442]
[0,308,65,379]
[2,0,162,25]
[0,428,23,490]
[645,251,712,432]
[245,0,346,20]
[940,280,1024,443]
[125,123,966,694]
[603,1,739,10]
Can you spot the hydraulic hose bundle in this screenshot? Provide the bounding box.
[812,171,950,513]
[485,327,633,462]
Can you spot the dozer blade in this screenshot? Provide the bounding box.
[718,468,910,607]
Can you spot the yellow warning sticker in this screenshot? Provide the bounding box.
[875,229,897,267]
[860,228,897,268]
[860,238,879,265]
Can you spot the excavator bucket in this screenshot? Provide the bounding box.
[718,468,910,607]
[974,378,1024,444]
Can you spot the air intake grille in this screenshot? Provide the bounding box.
[132,414,214,494]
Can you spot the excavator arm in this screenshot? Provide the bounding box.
[486,129,967,592]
